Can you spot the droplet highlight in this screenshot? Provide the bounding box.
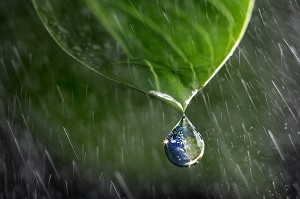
[164,115,205,167]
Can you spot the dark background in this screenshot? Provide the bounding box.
[1,0,300,198]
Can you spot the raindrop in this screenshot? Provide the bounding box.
[164,114,205,167]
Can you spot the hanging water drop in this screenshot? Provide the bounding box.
[164,115,205,167]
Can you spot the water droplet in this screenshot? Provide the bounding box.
[164,115,205,167]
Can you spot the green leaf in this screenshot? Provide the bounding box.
[32,0,254,111]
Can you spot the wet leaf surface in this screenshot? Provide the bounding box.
[32,0,254,109]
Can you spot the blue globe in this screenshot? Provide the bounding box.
[164,115,205,167]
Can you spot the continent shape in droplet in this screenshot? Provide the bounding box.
[164,115,205,167]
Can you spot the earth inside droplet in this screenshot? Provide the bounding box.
[164,115,205,167]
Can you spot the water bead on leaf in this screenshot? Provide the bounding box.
[33,0,254,168]
[164,115,205,167]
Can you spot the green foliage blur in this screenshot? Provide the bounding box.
[1,0,299,198]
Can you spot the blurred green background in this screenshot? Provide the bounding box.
[1,0,300,198]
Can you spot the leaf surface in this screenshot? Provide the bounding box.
[33,0,255,111]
